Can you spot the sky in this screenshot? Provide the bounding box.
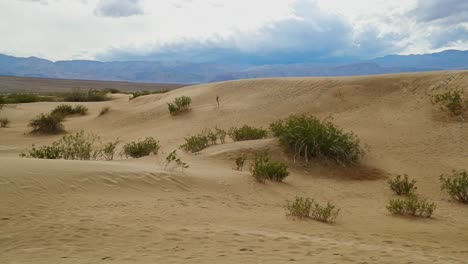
[0,0,467,63]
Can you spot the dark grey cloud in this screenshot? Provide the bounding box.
[411,0,468,24]
[98,0,402,63]
[94,0,143,18]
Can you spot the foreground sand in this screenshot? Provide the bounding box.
[1,71,468,263]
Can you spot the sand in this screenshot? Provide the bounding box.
[1,71,468,263]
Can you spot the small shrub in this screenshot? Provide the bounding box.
[129,90,169,100]
[20,142,62,159]
[270,114,363,165]
[168,96,192,115]
[180,128,227,153]
[64,88,109,102]
[105,88,121,94]
[0,96,5,109]
[0,118,10,128]
[28,113,65,134]
[432,90,467,117]
[286,197,340,223]
[180,134,210,153]
[387,195,436,218]
[52,104,88,117]
[99,106,111,116]
[286,196,313,218]
[123,137,160,158]
[235,155,247,171]
[4,93,40,103]
[99,140,119,161]
[440,170,468,203]
[164,150,189,169]
[228,125,268,141]
[250,153,289,183]
[20,131,118,160]
[388,174,417,195]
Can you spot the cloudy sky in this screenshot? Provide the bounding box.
[0,0,467,63]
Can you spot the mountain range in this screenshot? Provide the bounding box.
[1,50,467,84]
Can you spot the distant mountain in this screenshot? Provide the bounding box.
[0,50,466,83]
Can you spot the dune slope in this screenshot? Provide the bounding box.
[1,71,468,263]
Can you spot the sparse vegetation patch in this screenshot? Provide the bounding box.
[270,114,363,164]
[440,170,468,204]
[386,195,436,218]
[123,137,160,158]
[51,104,88,117]
[0,117,10,128]
[180,128,227,153]
[250,153,289,183]
[165,150,189,170]
[432,89,467,118]
[228,125,268,141]
[286,197,340,223]
[388,174,417,195]
[63,88,110,102]
[130,90,169,100]
[21,130,118,160]
[99,106,111,116]
[235,155,247,171]
[168,96,192,115]
[28,113,65,134]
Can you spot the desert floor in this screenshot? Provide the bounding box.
[1,71,467,263]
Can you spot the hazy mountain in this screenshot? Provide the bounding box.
[0,50,466,84]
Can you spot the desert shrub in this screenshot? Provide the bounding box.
[215,127,227,144]
[20,142,63,159]
[235,155,247,171]
[167,96,192,115]
[270,114,363,165]
[129,90,169,100]
[286,197,340,223]
[99,140,119,161]
[180,134,210,153]
[4,93,40,103]
[286,196,313,218]
[180,128,226,153]
[0,96,5,109]
[0,118,10,128]
[51,104,88,117]
[99,106,111,116]
[20,131,118,160]
[105,88,121,94]
[440,170,468,203]
[64,88,109,102]
[228,125,268,141]
[388,174,417,195]
[123,137,160,158]
[164,150,189,169]
[432,90,467,117]
[28,113,65,134]
[250,153,289,183]
[387,195,436,218]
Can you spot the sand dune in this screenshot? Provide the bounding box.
[1,71,468,263]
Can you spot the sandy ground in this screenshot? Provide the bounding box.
[1,71,468,263]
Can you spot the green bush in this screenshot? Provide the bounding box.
[250,153,289,183]
[64,88,109,102]
[228,125,268,141]
[20,131,118,160]
[387,195,436,218]
[286,197,340,223]
[105,88,121,94]
[123,137,160,158]
[180,128,227,153]
[51,104,88,117]
[270,114,363,165]
[28,113,65,134]
[388,174,417,195]
[3,93,40,103]
[99,106,111,116]
[432,90,466,116]
[129,90,169,100]
[0,96,5,109]
[180,134,210,153]
[0,118,10,128]
[440,170,468,203]
[235,155,247,171]
[167,96,192,115]
[164,150,189,169]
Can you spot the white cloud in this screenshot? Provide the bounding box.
[94,0,144,18]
